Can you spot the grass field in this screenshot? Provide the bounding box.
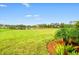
[0,28,58,55]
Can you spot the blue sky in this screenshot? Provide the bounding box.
[0,3,79,25]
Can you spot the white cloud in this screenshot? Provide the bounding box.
[22,3,30,7]
[34,15,39,17]
[25,15,32,17]
[25,14,40,18]
[0,4,7,7]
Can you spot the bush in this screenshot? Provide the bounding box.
[54,28,79,55]
[65,45,74,52]
[69,28,79,44]
[55,28,79,44]
[68,50,79,55]
[55,28,69,41]
[56,44,64,55]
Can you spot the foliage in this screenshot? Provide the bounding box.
[54,27,79,55]
[69,50,79,55]
[55,28,79,43]
[16,24,26,30]
[55,45,79,55]
[65,45,79,55]
[0,21,77,29]
[55,44,64,55]
[74,21,79,28]
[65,45,74,52]
[55,28,69,41]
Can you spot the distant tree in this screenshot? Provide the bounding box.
[0,24,3,28]
[74,21,79,28]
[37,24,47,28]
[53,23,60,28]
[26,25,31,29]
[70,20,79,28]
[16,24,26,30]
[59,23,65,28]
[9,25,16,29]
[50,23,55,28]
[5,25,10,29]
[31,25,37,28]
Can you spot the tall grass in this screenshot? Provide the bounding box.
[0,28,57,55]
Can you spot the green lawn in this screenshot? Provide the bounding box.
[0,28,58,55]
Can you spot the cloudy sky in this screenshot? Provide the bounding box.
[0,3,79,25]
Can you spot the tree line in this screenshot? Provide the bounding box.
[0,21,79,30]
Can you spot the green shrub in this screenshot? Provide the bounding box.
[68,50,79,55]
[55,28,79,44]
[55,28,79,55]
[55,45,79,55]
[69,28,79,38]
[65,45,74,52]
[56,44,64,55]
[55,28,69,41]
[69,28,79,43]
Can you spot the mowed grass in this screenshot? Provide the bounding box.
[0,28,58,55]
